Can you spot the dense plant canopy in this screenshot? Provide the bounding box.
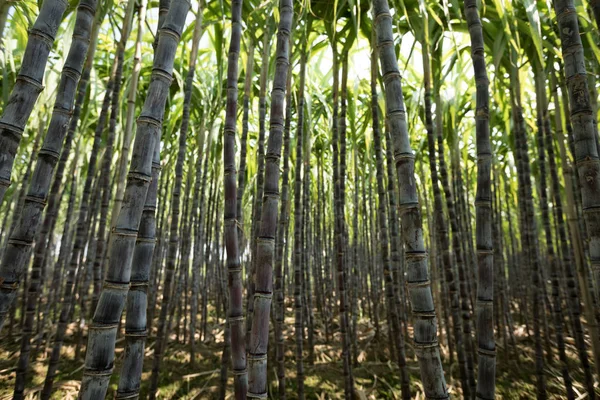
[1,0,600,398]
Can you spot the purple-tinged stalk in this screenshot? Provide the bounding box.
[373,0,449,397]
[78,0,190,396]
[221,0,247,397]
[246,1,293,396]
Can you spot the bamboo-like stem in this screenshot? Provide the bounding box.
[148,3,203,395]
[0,0,97,330]
[553,0,600,324]
[32,156,76,353]
[41,66,114,400]
[190,123,207,363]
[0,112,43,287]
[534,69,575,399]
[274,56,293,400]
[463,0,495,398]
[12,131,73,400]
[246,1,293,396]
[0,0,69,204]
[303,133,315,367]
[512,60,546,397]
[351,140,360,368]
[237,41,255,245]
[111,0,149,229]
[247,21,273,346]
[292,25,308,397]
[331,42,355,398]
[78,0,190,396]
[37,17,102,343]
[551,71,600,391]
[373,1,449,397]
[147,169,172,336]
[199,137,214,342]
[384,127,410,374]
[339,49,353,399]
[115,140,159,400]
[431,92,454,367]
[421,18,471,398]
[184,15,206,369]
[221,0,247,398]
[114,3,183,394]
[4,119,43,273]
[81,5,130,356]
[372,33,410,399]
[442,124,477,398]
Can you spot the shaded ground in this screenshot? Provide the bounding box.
[0,301,597,399]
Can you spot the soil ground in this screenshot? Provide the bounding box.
[0,301,597,399]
